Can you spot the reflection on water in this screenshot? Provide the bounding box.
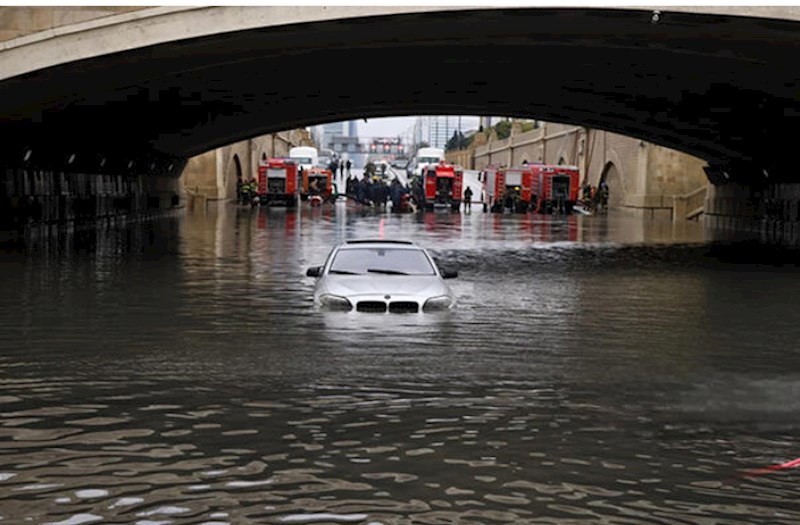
[1,205,799,524]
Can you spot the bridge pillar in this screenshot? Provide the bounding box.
[705,166,800,245]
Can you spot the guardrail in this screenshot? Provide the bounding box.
[673,184,707,221]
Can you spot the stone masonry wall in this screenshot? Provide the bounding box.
[0,7,148,42]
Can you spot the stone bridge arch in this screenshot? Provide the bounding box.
[0,5,799,178]
[600,162,625,208]
[2,5,800,227]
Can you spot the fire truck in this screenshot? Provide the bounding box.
[533,164,580,214]
[257,157,298,207]
[420,161,463,212]
[300,166,333,202]
[482,164,535,213]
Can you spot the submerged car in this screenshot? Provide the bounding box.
[306,240,458,313]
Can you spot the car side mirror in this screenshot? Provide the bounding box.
[440,269,458,279]
[306,266,322,278]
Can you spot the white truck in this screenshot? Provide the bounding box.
[289,146,319,174]
[411,147,445,177]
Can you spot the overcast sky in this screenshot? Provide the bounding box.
[357,115,483,141]
[357,116,417,140]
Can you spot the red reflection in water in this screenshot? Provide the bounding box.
[743,457,800,477]
[285,211,296,234]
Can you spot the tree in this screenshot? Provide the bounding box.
[494,120,512,140]
[445,130,472,151]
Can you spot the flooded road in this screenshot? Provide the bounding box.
[1,205,799,524]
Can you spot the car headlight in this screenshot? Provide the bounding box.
[318,294,352,311]
[423,295,453,312]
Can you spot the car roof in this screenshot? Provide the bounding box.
[339,239,421,249]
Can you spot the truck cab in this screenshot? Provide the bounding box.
[289,146,319,175]
[413,147,445,177]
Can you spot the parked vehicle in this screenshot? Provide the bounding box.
[481,164,531,213]
[412,147,445,177]
[257,157,298,207]
[391,158,409,170]
[534,164,580,214]
[301,166,333,201]
[421,161,463,212]
[481,163,581,214]
[289,146,319,175]
[306,239,458,313]
[497,165,535,213]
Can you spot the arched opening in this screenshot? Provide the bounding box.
[261,152,267,162]
[558,156,566,165]
[599,161,624,208]
[229,153,243,201]
[233,154,243,181]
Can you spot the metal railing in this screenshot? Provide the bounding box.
[673,184,707,221]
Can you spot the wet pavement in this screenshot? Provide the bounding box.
[0,203,799,524]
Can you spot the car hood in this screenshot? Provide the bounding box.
[320,275,449,298]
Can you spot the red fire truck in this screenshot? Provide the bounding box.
[479,165,503,212]
[483,164,535,213]
[533,164,580,214]
[421,161,463,212]
[257,157,298,207]
[300,167,333,202]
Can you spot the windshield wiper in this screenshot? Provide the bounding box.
[329,269,360,275]
[367,268,408,275]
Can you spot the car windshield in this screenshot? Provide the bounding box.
[329,248,435,276]
[419,156,440,164]
[292,157,313,165]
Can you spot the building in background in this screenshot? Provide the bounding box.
[313,120,360,152]
[412,116,481,151]
[314,122,344,151]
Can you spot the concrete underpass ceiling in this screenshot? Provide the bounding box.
[1,7,799,173]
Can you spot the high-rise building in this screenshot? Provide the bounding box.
[313,120,360,150]
[413,116,481,151]
[313,122,345,150]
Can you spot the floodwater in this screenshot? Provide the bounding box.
[1,202,799,525]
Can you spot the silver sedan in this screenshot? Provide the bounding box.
[306,240,457,313]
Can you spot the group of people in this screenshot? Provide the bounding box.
[328,158,352,180]
[580,180,609,211]
[345,174,412,212]
[490,186,529,214]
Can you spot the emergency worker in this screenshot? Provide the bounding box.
[463,185,473,214]
[364,162,376,179]
[512,186,524,213]
[241,178,253,205]
[582,181,592,203]
[356,175,368,204]
[389,178,403,210]
[236,178,244,205]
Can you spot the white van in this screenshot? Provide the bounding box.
[413,147,445,176]
[289,146,319,173]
